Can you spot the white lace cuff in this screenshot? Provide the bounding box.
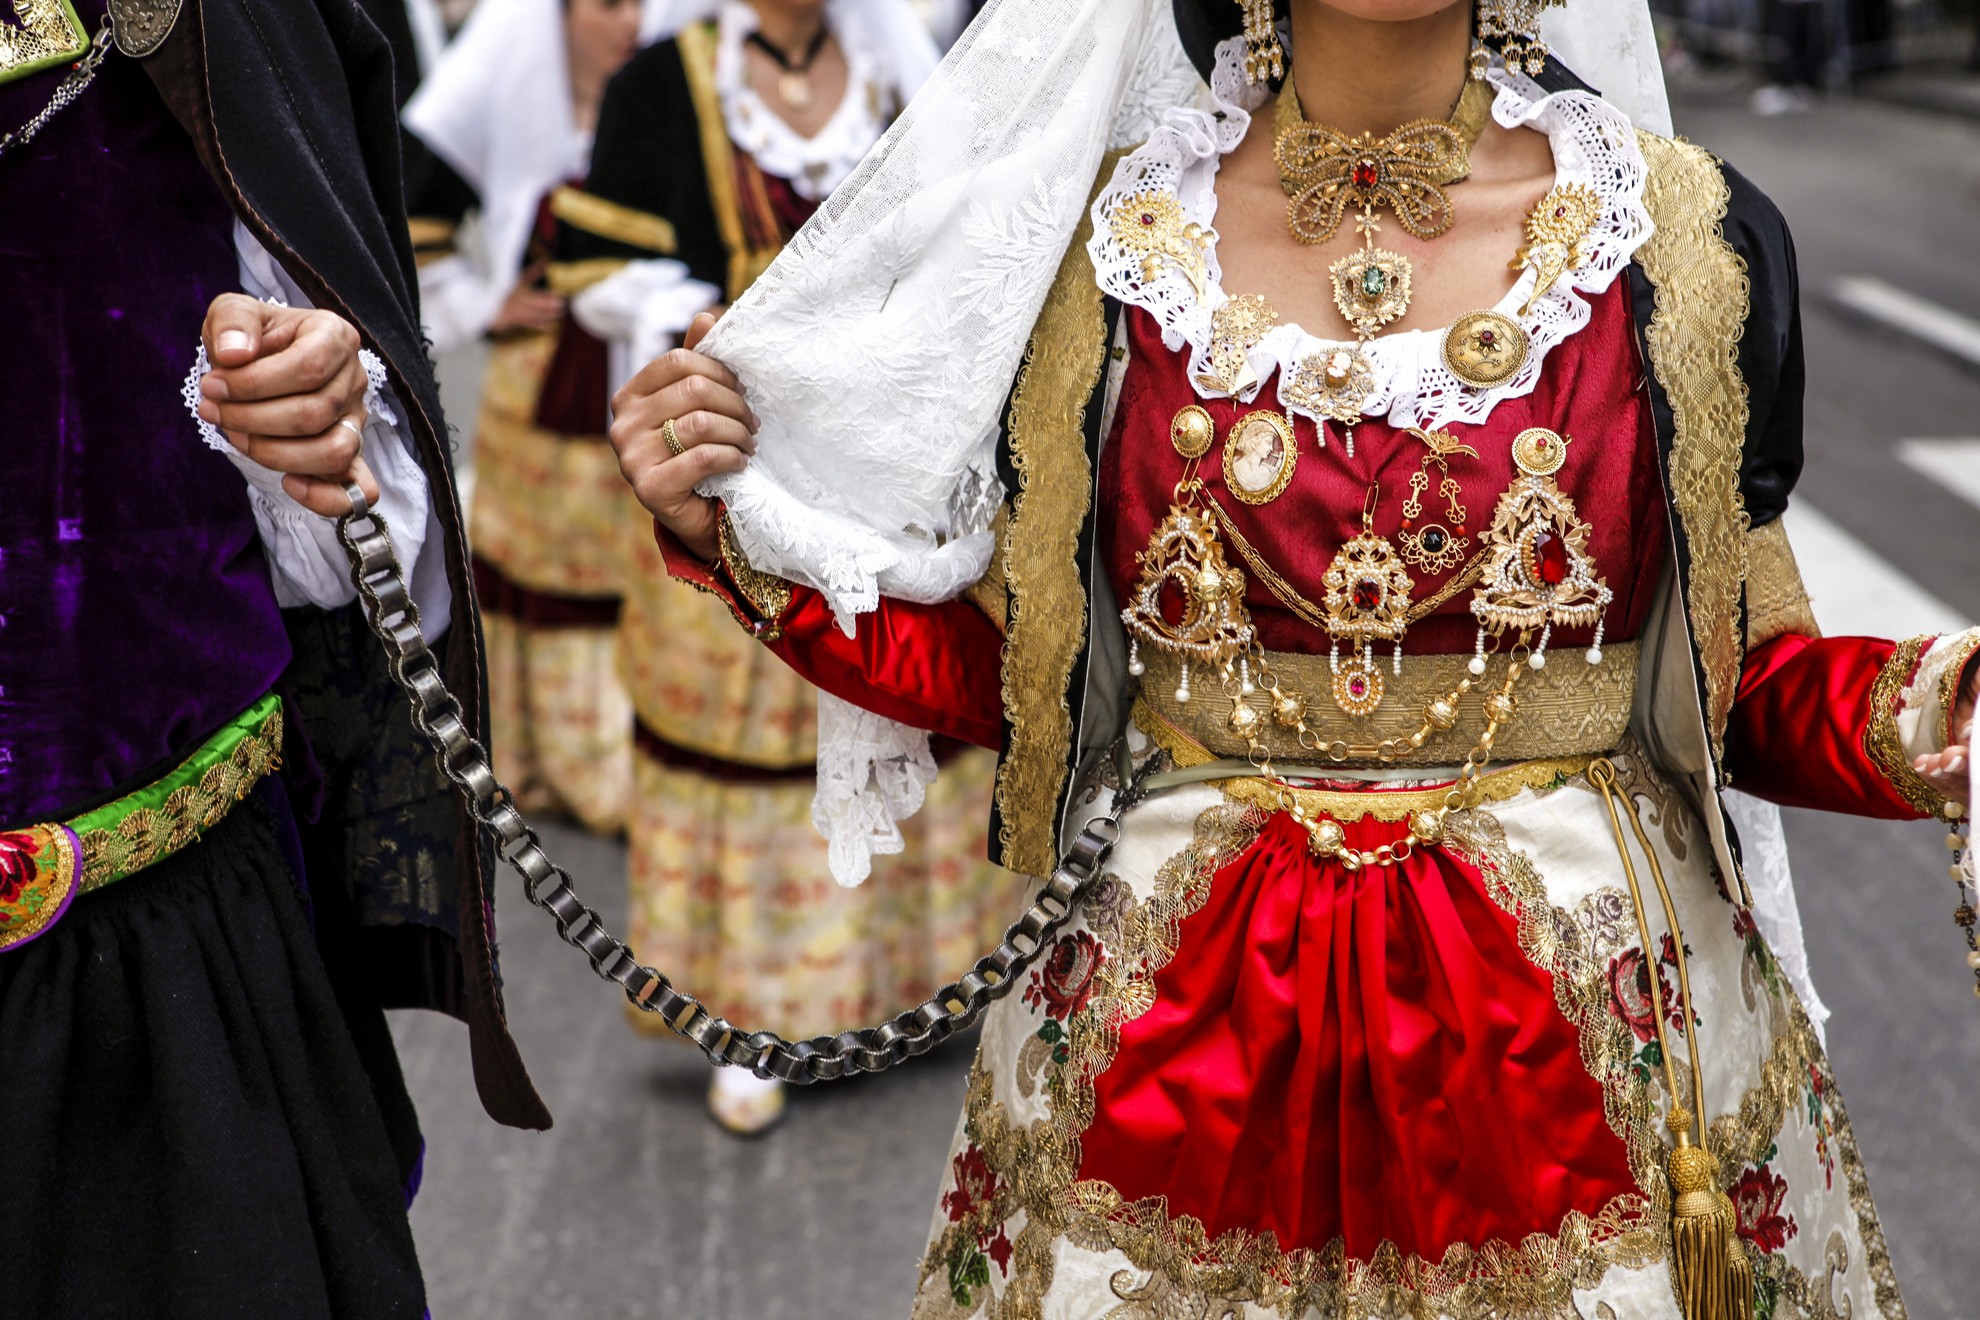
[811,694,939,887]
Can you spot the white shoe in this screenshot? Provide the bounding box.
[1750,84,1810,117]
[707,1068,786,1136]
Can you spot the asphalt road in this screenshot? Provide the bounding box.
[394,79,1980,1318]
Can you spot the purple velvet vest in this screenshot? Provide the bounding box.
[0,4,292,824]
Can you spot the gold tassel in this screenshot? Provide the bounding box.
[1591,760,1758,1320]
[1665,1120,1747,1320]
[1724,1195,1757,1320]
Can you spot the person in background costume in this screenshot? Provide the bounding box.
[0,0,548,1313]
[564,0,1017,1134]
[403,0,649,835]
[613,0,1977,1313]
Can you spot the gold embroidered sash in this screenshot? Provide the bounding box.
[1135,640,1639,769]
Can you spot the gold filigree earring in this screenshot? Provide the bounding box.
[1237,0,1284,85]
[1471,0,1567,79]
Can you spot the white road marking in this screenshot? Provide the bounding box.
[1897,438,1980,513]
[1783,503,1968,637]
[1831,276,1980,368]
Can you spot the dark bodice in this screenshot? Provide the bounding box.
[1099,281,1670,658]
[0,7,290,822]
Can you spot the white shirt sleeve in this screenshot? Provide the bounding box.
[569,257,721,398]
[185,221,454,641]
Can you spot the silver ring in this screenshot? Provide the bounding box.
[337,417,365,446]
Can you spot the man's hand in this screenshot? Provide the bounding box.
[609,311,758,562]
[197,294,379,517]
[1914,653,1979,806]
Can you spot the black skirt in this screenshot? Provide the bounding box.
[0,781,428,1319]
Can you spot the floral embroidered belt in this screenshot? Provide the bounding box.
[1134,639,1638,770]
[0,693,284,954]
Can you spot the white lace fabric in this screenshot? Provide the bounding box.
[1087,43,1654,434]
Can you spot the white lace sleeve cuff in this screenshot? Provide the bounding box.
[811,695,940,887]
[185,346,444,633]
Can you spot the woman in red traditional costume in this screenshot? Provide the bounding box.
[403,0,649,834]
[611,0,1974,1314]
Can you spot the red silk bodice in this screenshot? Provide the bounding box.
[1098,283,1669,657]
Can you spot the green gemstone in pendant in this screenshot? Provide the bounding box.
[1361,266,1388,299]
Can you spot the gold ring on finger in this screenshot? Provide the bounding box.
[662,417,686,458]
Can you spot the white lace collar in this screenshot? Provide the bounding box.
[1087,39,1654,433]
[714,0,899,201]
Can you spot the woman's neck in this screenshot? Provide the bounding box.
[569,65,605,135]
[1286,2,1473,135]
[747,0,827,55]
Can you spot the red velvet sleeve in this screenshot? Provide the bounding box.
[1724,633,1927,819]
[655,523,1006,751]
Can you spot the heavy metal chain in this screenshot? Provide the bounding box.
[0,12,115,161]
[336,485,1146,1082]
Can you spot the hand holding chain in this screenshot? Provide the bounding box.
[335,482,1157,1082]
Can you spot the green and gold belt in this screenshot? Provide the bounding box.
[0,694,284,954]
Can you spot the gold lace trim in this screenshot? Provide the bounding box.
[1636,132,1754,766]
[1862,636,1944,816]
[550,184,678,255]
[77,706,284,890]
[1934,630,1980,754]
[1745,517,1820,649]
[993,164,1116,875]
[961,509,1010,637]
[0,0,87,86]
[717,513,795,640]
[1211,754,1594,822]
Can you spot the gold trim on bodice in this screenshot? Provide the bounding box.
[1744,517,1820,649]
[1635,132,1753,764]
[991,160,1118,877]
[1136,639,1640,768]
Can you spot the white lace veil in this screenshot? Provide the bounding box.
[697,0,1822,1035]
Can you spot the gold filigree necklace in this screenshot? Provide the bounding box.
[1273,77,1494,333]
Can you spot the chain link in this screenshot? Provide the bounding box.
[0,12,116,161]
[336,485,1148,1081]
